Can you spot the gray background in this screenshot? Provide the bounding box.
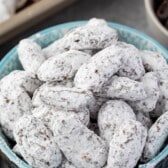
[0,0,152,58]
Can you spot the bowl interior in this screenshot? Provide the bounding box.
[0,21,168,168]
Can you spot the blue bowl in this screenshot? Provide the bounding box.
[0,21,168,168]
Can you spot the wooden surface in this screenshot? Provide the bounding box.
[0,0,76,44]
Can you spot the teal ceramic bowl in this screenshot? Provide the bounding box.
[0,21,168,168]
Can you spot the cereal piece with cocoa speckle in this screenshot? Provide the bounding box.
[32,81,73,108]
[43,38,69,58]
[101,76,146,101]
[141,50,168,71]
[53,113,108,168]
[43,18,118,58]
[38,50,91,82]
[156,68,168,80]
[65,18,118,51]
[74,45,123,92]
[107,120,147,168]
[98,100,136,143]
[39,85,97,118]
[33,105,90,126]
[129,72,160,113]
[142,111,168,162]
[0,87,32,140]
[117,42,145,80]
[14,115,62,168]
[0,70,42,96]
[18,39,46,74]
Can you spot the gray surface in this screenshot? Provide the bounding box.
[0,0,151,58]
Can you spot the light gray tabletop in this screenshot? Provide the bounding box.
[0,0,152,58]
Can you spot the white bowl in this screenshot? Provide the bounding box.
[144,0,168,47]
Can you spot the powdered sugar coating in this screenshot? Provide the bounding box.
[43,38,69,58]
[150,95,168,118]
[32,84,47,107]
[160,99,168,113]
[107,120,147,168]
[141,50,168,71]
[53,113,108,168]
[142,111,168,162]
[136,111,152,130]
[98,100,136,144]
[43,18,118,58]
[0,70,38,139]
[32,105,90,126]
[150,69,168,117]
[39,85,97,117]
[150,96,163,118]
[90,96,109,119]
[102,76,146,101]
[37,50,91,82]
[87,18,107,27]
[14,115,62,168]
[117,42,145,80]
[32,81,73,108]
[0,87,32,140]
[60,159,76,168]
[18,39,46,74]
[159,79,168,99]
[129,72,160,113]
[64,18,118,50]
[0,70,42,96]
[156,68,168,80]
[74,45,123,92]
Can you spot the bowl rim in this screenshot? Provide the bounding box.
[144,0,168,36]
[0,20,168,168]
[0,20,168,70]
